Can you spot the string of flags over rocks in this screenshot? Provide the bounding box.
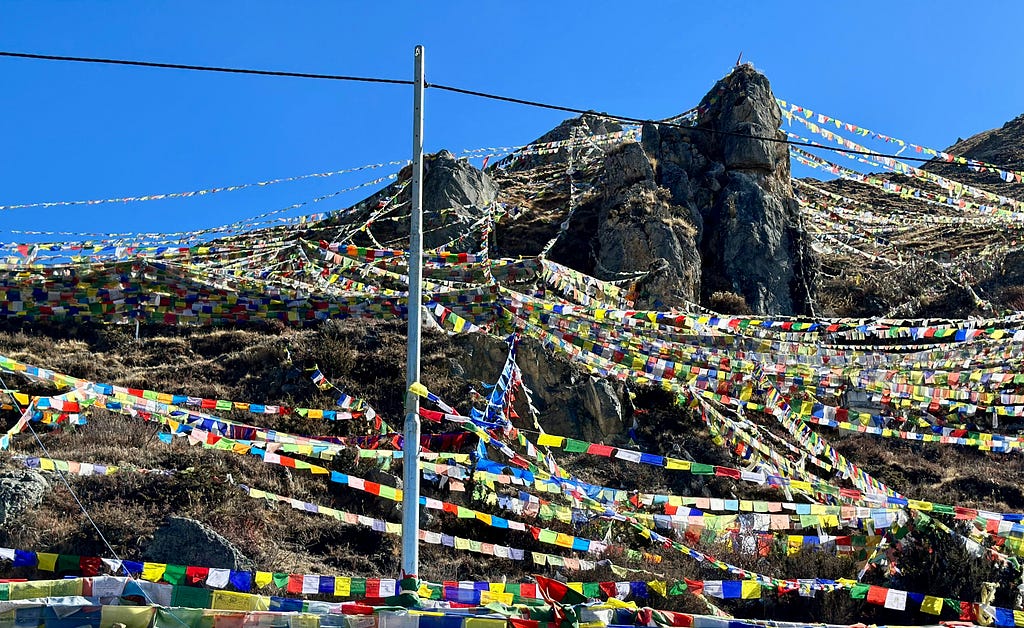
[2,82,1024,628]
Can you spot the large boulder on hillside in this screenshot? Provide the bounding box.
[144,516,255,571]
[325,151,498,252]
[0,469,48,526]
[421,151,500,248]
[536,66,816,314]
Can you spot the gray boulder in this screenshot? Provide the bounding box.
[326,150,498,253]
[0,469,48,526]
[144,516,255,571]
[421,150,500,249]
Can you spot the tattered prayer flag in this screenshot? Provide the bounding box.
[535,575,587,605]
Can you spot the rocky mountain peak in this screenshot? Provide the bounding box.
[518,64,817,314]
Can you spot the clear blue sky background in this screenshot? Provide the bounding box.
[2,1,1022,240]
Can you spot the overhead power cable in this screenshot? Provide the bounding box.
[0,51,413,85]
[3,50,1021,171]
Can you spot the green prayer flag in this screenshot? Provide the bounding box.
[162,563,187,585]
[171,585,211,609]
[56,554,80,574]
[156,608,204,628]
[272,573,290,588]
[564,439,589,453]
[849,583,869,599]
[350,578,366,596]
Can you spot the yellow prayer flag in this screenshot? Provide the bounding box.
[647,580,667,597]
[212,590,263,611]
[100,606,155,628]
[536,433,565,447]
[789,480,812,494]
[921,595,943,615]
[36,552,58,571]
[409,382,429,398]
[741,581,761,599]
[141,562,166,582]
[334,577,351,597]
[255,571,274,588]
[665,458,691,471]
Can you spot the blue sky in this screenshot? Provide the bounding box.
[2,1,1022,240]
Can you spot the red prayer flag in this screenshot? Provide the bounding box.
[185,566,209,586]
[287,574,303,594]
[866,585,888,606]
[714,466,741,479]
[78,556,102,577]
[586,444,614,457]
[535,575,586,604]
[599,582,618,599]
[365,579,380,598]
[961,601,976,621]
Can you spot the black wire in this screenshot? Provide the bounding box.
[428,83,1002,168]
[0,51,413,85]
[2,50,1018,171]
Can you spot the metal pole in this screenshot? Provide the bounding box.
[401,44,425,581]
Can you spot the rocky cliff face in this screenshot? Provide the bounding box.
[547,141,703,309]
[642,65,817,315]
[537,65,817,314]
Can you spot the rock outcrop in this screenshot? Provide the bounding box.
[546,136,703,310]
[144,516,255,571]
[0,469,48,526]
[643,65,817,315]
[534,65,817,315]
[327,150,498,253]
